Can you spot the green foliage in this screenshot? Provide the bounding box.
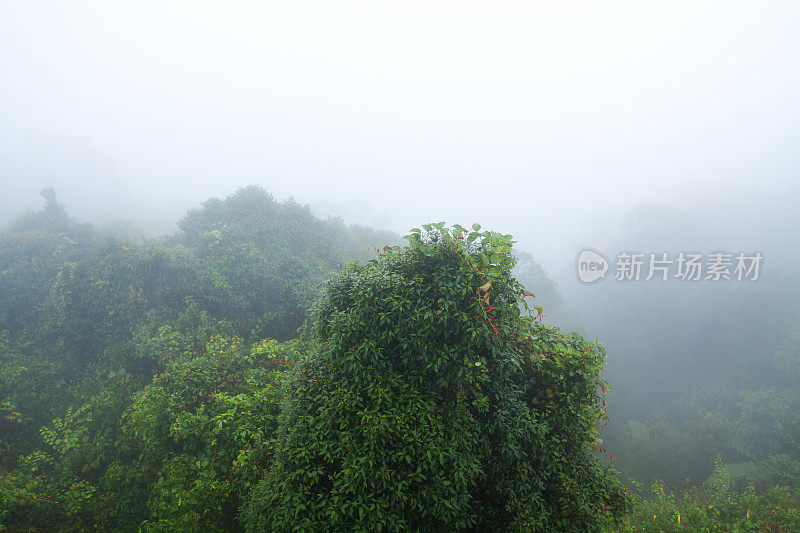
[114,336,304,531]
[176,185,397,341]
[603,299,800,492]
[0,451,102,530]
[618,460,800,532]
[14,189,781,530]
[243,224,627,531]
[0,187,389,531]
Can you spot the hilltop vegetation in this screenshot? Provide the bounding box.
[1,187,798,531]
[1,188,625,531]
[0,187,393,529]
[243,224,626,531]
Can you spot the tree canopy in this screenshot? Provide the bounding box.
[243,223,627,531]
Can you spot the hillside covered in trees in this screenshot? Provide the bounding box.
[1,187,799,531]
[0,186,399,530]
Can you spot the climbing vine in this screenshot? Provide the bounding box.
[242,222,628,531]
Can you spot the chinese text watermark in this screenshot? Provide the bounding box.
[578,250,762,283]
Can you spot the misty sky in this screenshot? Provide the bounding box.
[2,1,799,274]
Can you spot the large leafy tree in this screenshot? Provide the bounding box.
[244,223,627,531]
[176,185,397,340]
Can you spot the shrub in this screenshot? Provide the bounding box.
[243,224,628,531]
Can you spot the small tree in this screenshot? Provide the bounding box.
[243,224,628,531]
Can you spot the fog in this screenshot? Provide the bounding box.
[3,1,799,266]
[2,0,800,506]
